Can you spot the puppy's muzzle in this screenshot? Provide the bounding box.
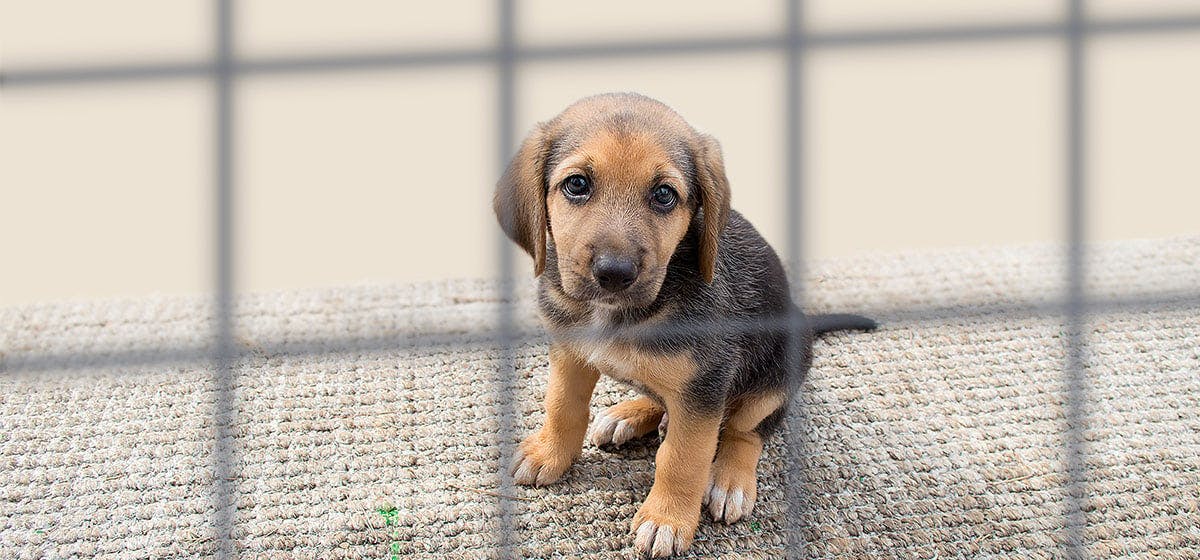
[591,254,639,293]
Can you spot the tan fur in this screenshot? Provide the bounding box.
[493,127,551,275]
[494,94,730,285]
[499,95,743,556]
[510,344,600,486]
[557,340,721,552]
[691,134,731,282]
[541,281,588,321]
[569,340,696,404]
[542,345,602,446]
[632,407,722,553]
[599,396,664,439]
[705,391,784,523]
[545,128,693,305]
[725,391,786,434]
[626,355,723,554]
[707,429,764,523]
[714,430,764,480]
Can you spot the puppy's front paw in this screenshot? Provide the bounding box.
[509,432,576,487]
[631,499,700,558]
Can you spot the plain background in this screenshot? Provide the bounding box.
[2,1,1198,306]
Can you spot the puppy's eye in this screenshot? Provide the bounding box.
[650,185,678,212]
[561,175,591,201]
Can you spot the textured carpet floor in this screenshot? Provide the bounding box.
[2,237,1198,559]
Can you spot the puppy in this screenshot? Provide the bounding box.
[494,93,875,557]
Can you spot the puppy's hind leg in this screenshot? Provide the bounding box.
[591,396,664,448]
[706,392,785,524]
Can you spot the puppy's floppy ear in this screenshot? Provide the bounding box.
[693,134,731,283]
[493,124,551,275]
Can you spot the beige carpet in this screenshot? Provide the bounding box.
[2,237,1198,559]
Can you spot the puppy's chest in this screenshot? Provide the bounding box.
[552,321,695,400]
[574,338,641,380]
[539,297,697,397]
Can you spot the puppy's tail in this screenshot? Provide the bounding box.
[807,312,878,336]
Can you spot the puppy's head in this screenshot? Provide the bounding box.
[494,93,730,308]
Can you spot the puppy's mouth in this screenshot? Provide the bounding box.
[592,293,634,308]
[562,271,665,310]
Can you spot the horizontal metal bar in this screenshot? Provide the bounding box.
[3,290,1196,375]
[5,15,1200,88]
[808,15,1200,48]
[519,34,780,61]
[1092,14,1200,35]
[0,61,213,87]
[240,49,494,76]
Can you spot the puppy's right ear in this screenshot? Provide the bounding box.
[493,125,550,276]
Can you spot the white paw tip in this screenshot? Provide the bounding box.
[726,488,745,522]
[635,521,679,558]
[707,483,756,523]
[534,463,560,486]
[508,448,526,473]
[512,458,536,485]
[591,412,618,446]
[635,521,657,551]
[652,525,676,557]
[707,486,727,519]
[612,420,636,446]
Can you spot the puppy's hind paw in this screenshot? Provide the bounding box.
[589,399,663,449]
[590,409,638,447]
[704,482,754,524]
[704,458,758,524]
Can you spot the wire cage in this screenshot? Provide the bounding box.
[3,1,1200,558]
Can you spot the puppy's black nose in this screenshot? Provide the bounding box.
[591,255,639,293]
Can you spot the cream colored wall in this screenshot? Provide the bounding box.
[2,1,1198,305]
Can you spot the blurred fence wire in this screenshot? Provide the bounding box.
[3,1,1200,558]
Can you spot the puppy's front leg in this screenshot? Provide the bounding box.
[511,344,599,486]
[632,403,721,557]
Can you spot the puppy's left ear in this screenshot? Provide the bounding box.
[493,124,551,275]
[693,134,731,283]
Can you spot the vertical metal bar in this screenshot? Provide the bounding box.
[783,1,808,558]
[212,0,238,558]
[1064,0,1089,558]
[495,1,519,558]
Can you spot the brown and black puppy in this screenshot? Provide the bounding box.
[494,92,874,557]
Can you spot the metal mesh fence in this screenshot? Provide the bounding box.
[3,1,1200,558]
